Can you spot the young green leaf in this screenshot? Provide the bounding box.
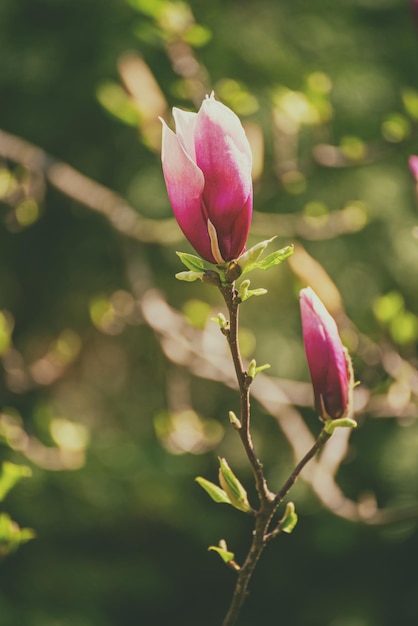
[208,545,235,564]
[247,359,257,379]
[218,458,252,513]
[195,477,231,505]
[247,360,271,380]
[228,411,241,430]
[0,512,35,556]
[280,502,298,534]
[176,251,206,272]
[237,279,268,302]
[175,270,205,282]
[248,245,294,272]
[211,313,228,329]
[254,363,271,376]
[0,462,32,502]
[209,539,240,570]
[237,237,277,274]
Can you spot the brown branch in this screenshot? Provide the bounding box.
[221,509,275,626]
[218,283,273,626]
[219,283,272,504]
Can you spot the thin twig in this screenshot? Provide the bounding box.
[273,429,331,508]
[219,284,271,504]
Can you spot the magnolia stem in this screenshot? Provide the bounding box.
[221,509,274,626]
[219,284,271,503]
[218,281,333,626]
[273,429,331,508]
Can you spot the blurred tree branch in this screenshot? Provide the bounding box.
[0,127,372,245]
[0,128,180,245]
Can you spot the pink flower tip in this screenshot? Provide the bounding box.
[409,155,418,181]
[300,287,351,421]
[161,93,253,264]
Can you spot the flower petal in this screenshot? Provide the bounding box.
[172,108,197,162]
[300,287,348,420]
[161,119,214,261]
[217,193,252,261]
[194,97,252,257]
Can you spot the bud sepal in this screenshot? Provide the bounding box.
[324,417,357,435]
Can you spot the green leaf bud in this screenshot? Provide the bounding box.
[247,359,257,379]
[228,411,242,430]
[211,313,228,329]
[280,501,298,534]
[208,541,240,569]
[176,251,205,272]
[237,279,268,302]
[195,477,231,505]
[218,458,252,513]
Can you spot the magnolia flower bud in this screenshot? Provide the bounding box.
[300,287,350,421]
[161,93,253,264]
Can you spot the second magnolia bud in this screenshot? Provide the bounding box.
[300,287,353,421]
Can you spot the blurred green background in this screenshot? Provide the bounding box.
[1,0,418,624]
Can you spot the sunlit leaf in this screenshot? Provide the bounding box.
[195,477,231,505]
[238,279,268,302]
[218,458,252,513]
[247,245,294,272]
[238,237,276,275]
[0,462,32,502]
[280,502,298,534]
[175,270,204,282]
[176,251,206,272]
[0,513,35,557]
[211,313,228,329]
[254,363,271,378]
[208,545,235,563]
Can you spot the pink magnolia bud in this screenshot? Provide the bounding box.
[161,93,252,264]
[409,155,418,181]
[300,287,349,421]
